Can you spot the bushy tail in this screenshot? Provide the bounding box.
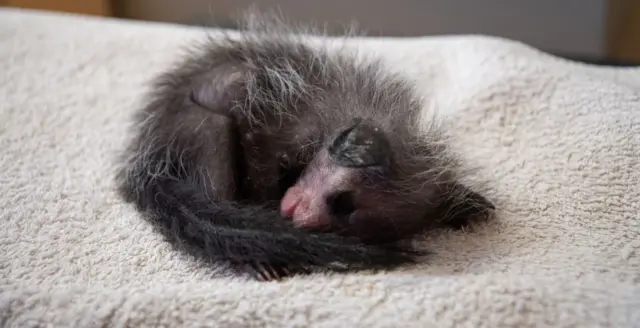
[117,162,419,280]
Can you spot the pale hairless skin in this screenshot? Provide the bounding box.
[281,151,351,229]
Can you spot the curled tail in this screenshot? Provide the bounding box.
[117,156,419,280]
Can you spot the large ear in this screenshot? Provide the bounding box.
[189,65,249,121]
[328,119,392,169]
[437,183,496,229]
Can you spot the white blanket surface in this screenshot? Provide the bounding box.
[1,8,639,328]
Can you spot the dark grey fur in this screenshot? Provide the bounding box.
[115,12,494,281]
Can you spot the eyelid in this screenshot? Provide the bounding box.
[326,190,356,218]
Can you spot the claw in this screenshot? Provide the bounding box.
[234,260,312,281]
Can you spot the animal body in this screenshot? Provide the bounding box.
[116,12,495,281]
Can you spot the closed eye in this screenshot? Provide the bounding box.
[326,191,356,218]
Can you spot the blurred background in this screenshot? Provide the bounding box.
[2,0,639,65]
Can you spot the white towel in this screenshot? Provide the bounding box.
[1,8,638,328]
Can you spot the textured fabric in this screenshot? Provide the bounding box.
[1,8,639,328]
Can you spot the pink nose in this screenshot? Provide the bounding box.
[280,185,303,218]
[280,185,332,229]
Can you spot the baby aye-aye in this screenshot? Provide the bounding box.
[116,12,495,281]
